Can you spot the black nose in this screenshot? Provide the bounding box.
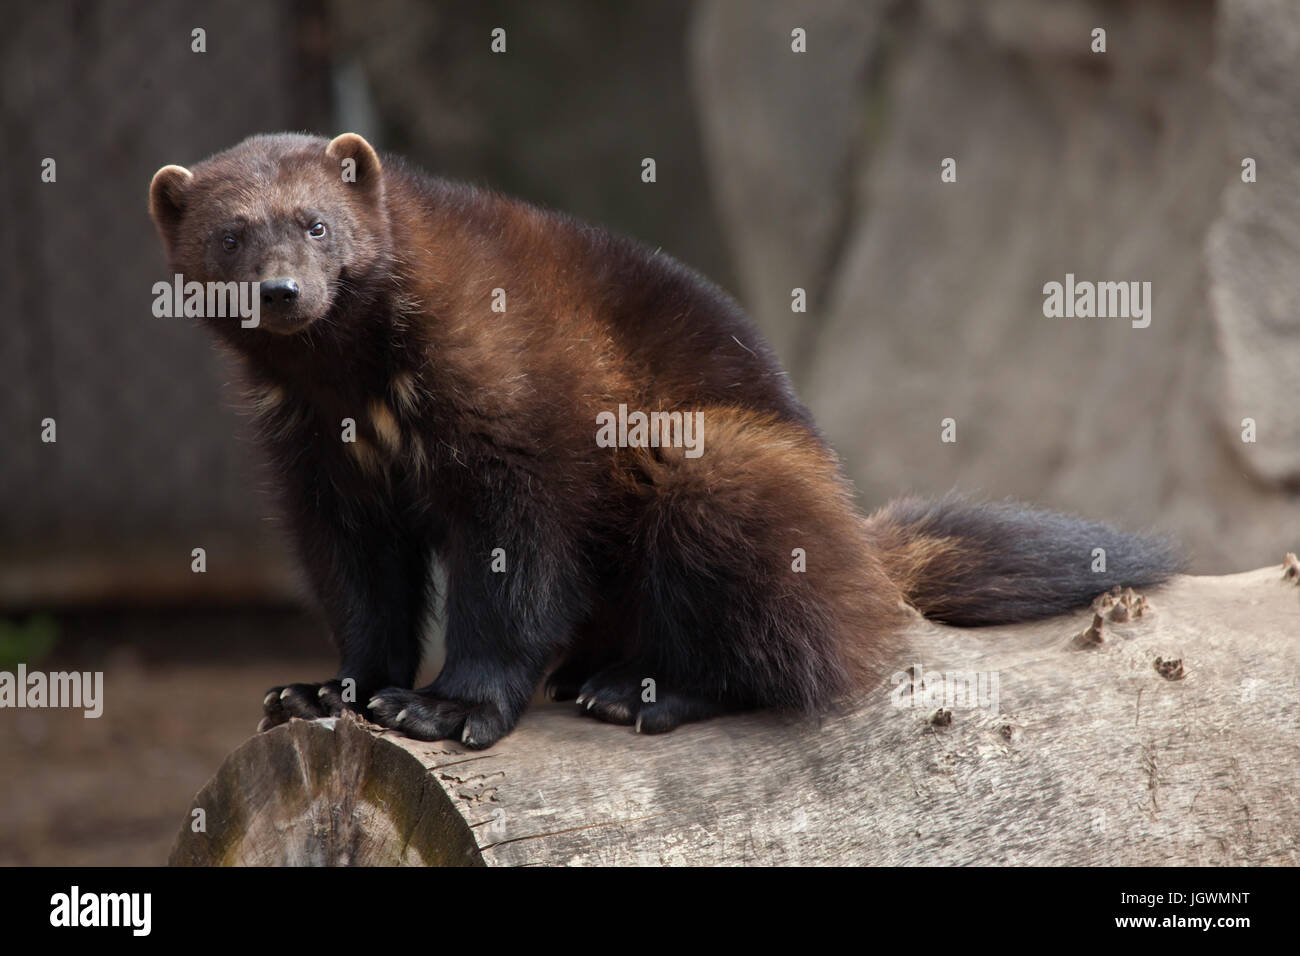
[260,277,299,305]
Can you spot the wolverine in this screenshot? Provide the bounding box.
[148,133,1180,748]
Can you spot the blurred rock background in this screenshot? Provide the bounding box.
[0,0,1297,863]
[693,0,1299,572]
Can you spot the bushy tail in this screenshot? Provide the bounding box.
[864,494,1183,626]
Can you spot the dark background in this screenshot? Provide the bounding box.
[2,0,1297,864]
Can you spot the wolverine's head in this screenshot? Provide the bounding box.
[149,132,389,335]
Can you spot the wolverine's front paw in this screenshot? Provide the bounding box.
[367,688,510,749]
[258,679,353,732]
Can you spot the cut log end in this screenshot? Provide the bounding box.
[168,717,483,866]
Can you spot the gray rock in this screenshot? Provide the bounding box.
[690,0,1300,572]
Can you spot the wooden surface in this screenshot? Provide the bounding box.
[171,565,1300,866]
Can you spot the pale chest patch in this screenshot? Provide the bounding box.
[347,377,430,476]
[369,398,403,455]
[390,370,422,416]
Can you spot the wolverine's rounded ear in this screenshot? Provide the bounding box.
[326,133,382,194]
[149,164,193,249]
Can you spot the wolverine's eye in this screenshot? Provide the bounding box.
[221,234,238,252]
[308,221,326,239]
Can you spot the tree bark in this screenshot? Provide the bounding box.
[170,565,1300,866]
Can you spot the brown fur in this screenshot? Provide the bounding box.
[147,133,1181,746]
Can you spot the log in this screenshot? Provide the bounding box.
[170,565,1300,866]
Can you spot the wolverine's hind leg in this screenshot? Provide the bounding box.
[575,660,728,733]
[543,656,591,702]
[543,599,626,701]
[573,409,909,733]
